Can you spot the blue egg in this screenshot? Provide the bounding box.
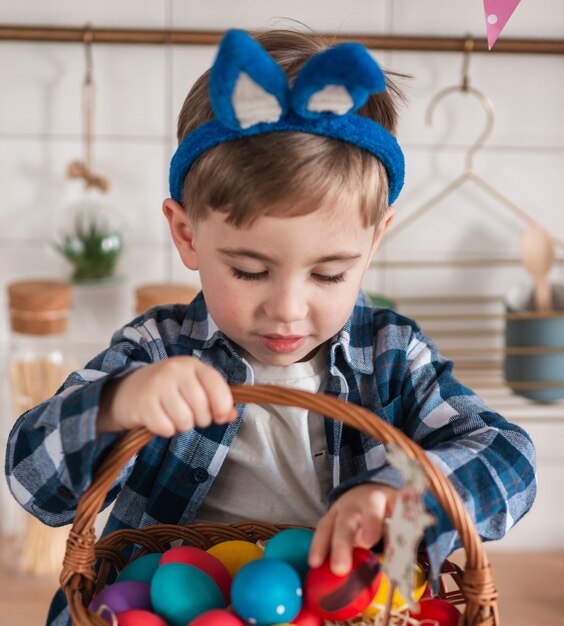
[116,553,163,584]
[231,559,302,626]
[263,528,314,582]
[150,563,225,626]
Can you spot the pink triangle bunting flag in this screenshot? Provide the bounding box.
[483,0,523,49]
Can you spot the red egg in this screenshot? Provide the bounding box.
[188,608,246,625]
[160,546,232,603]
[408,598,462,625]
[117,609,168,625]
[290,605,323,626]
[304,548,383,621]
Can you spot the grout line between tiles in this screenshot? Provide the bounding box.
[163,0,175,281]
[1,135,562,154]
[0,133,172,144]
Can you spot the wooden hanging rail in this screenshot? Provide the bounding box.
[0,25,563,54]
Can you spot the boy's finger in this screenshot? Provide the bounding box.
[145,400,179,438]
[330,515,359,576]
[195,366,235,421]
[160,391,195,432]
[215,407,238,424]
[179,372,212,422]
[361,489,390,547]
[308,513,333,568]
[359,515,385,548]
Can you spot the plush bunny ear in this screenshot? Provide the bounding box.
[291,43,387,118]
[209,29,290,130]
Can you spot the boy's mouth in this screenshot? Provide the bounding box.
[260,335,306,353]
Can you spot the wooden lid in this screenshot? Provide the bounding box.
[135,283,199,314]
[8,279,73,335]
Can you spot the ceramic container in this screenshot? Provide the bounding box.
[504,283,564,403]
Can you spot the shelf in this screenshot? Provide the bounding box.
[396,294,564,424]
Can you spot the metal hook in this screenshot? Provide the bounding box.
[83,23,93,85]
[461,35,474,91]
[425,36,495,174]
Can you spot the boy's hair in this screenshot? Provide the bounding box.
[176,29,405,228]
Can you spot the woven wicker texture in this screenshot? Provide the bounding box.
[60,384,499,625]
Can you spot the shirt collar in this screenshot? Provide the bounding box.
[179,292,234,353]
[330,290,375,375]
[181,290,375,374]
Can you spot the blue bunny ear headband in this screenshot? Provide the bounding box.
[169,29,405,206]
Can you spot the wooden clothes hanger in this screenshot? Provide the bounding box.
[384,39,564,254]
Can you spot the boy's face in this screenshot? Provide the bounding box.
[165,199,394,366]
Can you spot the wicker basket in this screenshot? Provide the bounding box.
[60,385,499,625]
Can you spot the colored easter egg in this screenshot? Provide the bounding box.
[231,558,302,626]
[189,608,246,625]
[363,558,427,616]
[304,548,383,621]
[264,528,314,582]
[88,580,152,613]
[116,553,163,585]
[408,598,462,625]
[160,546,231,603]
[117,609,169,625]
[206,540,263,578]
[89,581,152,615]
[150,562,225,626]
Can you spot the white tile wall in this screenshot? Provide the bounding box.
[392,0,564,38]
[1,0,563,551]
[171,0,390,34]
[170,44,217,137]
[0,0,168,28]
[392,52,564,149]
[0,43,167,137]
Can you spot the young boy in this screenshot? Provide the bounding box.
[6,28,536,625]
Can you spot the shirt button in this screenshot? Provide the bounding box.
[192,467,209,484]
[57,486,74,500]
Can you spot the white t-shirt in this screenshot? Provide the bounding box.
[196,347,333,527]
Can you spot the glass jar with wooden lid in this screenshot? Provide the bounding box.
[134,282,199,315]
[8,280,74,393]
[4,279,75,575]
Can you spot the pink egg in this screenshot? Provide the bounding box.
[188,608,246,626]
[117,609,169,625]
[160,546,232,604]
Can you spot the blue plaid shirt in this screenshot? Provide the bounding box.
[5,291,536,625]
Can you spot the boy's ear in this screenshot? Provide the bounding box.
[372,207,396,251]
[162,198,199,270]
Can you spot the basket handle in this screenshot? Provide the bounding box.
[61,384,498,625]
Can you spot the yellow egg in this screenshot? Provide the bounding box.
[206,540,264,578]
[363,556,427,617]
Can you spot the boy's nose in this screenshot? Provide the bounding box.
[264,286,308,323]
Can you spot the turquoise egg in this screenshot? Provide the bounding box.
[150,562,225,626]
[117,553,163,584]
[263,528,314,582]
[231,558,302,626]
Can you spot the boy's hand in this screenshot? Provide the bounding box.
[308,483,397,576]
[97,357,237,436]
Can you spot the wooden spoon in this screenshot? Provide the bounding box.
[521,223,555,312]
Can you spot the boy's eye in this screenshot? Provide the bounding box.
[313,272,346,284]
[231,267,268,281]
